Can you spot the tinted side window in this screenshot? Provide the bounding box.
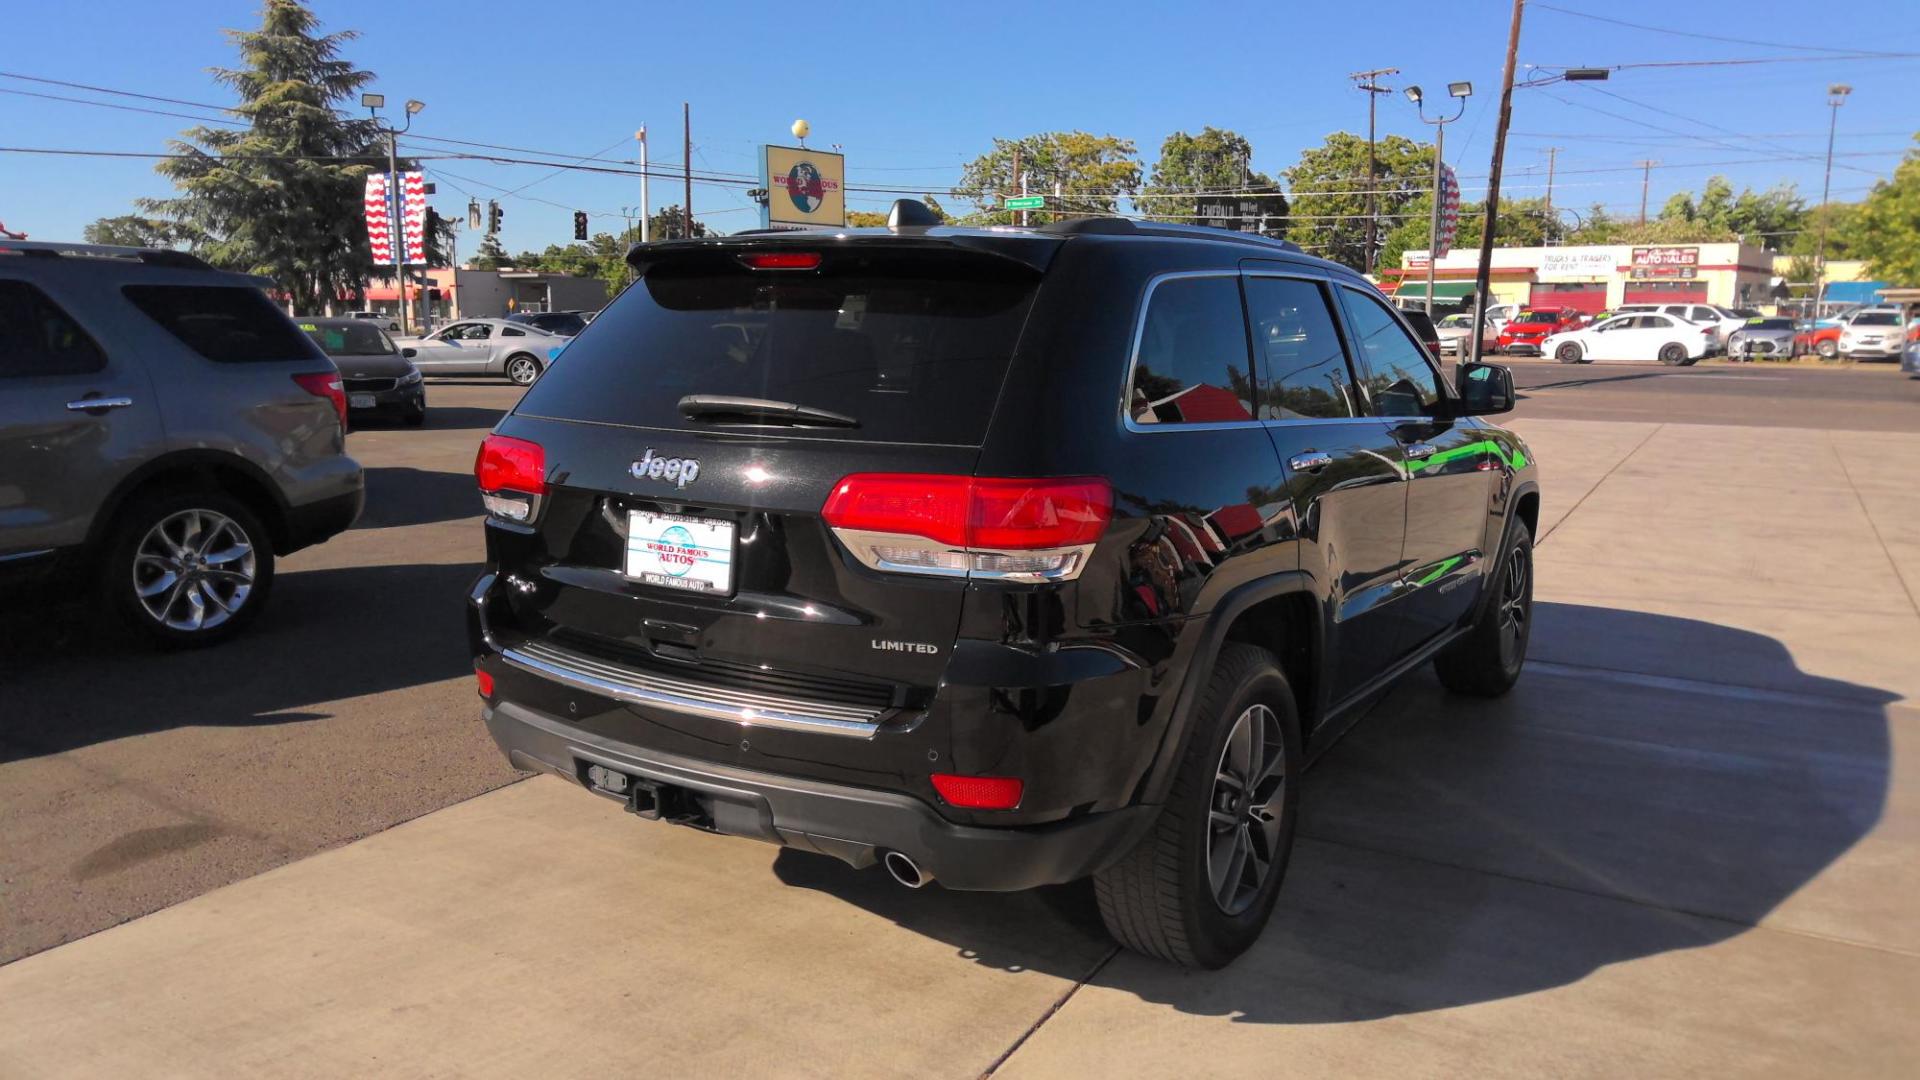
[502,327,526,337]
[0,280,106,378]
[1129,275,1254,426]
[1341,288,1442,418]
[1243,276,1356,419]
[122,285,320,363]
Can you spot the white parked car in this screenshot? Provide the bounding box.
[1840,311,1906,360]
[395,317,570,385]
[1611,303,1748,353]
[1543,312,1715,366]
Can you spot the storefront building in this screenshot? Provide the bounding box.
[1384,242,1777,313]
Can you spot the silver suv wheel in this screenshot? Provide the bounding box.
[132,508,257,632]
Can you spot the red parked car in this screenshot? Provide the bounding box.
[1496,308,1587,356]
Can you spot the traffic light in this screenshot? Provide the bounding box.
[573,210,588,241]
[487,200,502,235]
[424,207,441,262]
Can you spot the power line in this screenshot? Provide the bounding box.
[1530,3,1920,58]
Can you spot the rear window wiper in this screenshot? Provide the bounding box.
[678,394,859,428]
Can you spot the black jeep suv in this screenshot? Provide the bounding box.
[468,207,1539,968]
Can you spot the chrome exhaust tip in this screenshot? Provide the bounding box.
[882,850,931,889]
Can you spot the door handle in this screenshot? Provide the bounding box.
[1403,442,1439,460]
[1288,451,1334,473]
[66,395,135,413]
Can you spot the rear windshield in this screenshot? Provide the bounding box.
[123,285,322,363]
[515,250,1038,445]
[300,321,396,356]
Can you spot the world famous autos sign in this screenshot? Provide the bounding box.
[762,145,846,228]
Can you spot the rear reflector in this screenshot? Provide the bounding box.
[931,773,1024,810]
[474,434,547,523]
[738,251,822,270]
[822,474,1111,582]
[475,668,495,699]
[292,372,348,433]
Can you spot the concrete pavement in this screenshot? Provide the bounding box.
[4,405,1919,1076]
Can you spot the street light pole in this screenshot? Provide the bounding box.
[637,126,650,244]
[1408,82,1472,317]
[1814,83,1851,317]
[1468,0,1525,368]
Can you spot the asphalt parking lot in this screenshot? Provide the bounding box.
[4,367,1918,1076]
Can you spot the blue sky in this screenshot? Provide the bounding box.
[3,0,1917,252]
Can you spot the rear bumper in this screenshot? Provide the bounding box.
[482,696,1158,891]
[347,384,426,417]
[282,487,363,554]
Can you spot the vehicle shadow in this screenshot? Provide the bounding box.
[768,603,1894,1023]
[352,406,507,432]
[353,466,483,529]
[0,561,479,762]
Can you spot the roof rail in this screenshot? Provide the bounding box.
[0,239,213,270]
[1036,216,1305,255]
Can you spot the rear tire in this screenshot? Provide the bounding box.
[1816,340,1838,359]
[1657,343,1688,366]
[1095,643,1301,969]
[101,488,275,649]
[505,354,542,385]
[1434,517,1533,697]
[1555,342,1584,364]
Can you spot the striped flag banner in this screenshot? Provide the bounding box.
[401,171,427,265]
[1434,163,1462,258]
[364,172,395,265]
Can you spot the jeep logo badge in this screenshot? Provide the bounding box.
[632,448,700,489]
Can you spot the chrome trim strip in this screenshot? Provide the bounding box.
[0,548,55,564]
[501,640,884,739]
[829,527,1096,582]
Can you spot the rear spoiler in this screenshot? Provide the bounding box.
[626,229,1063,278]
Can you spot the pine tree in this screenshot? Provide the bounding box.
[141,1,393,313]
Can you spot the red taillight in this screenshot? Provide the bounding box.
[822,474,1109,582]
[474,434,547,523]
[475,668,494,699]
[474,434,547,494]
[293,372,348,433]
[738,251,822,270]
[822,474,1110,550]
[931,773,1024,810]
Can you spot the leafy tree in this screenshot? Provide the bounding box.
[1851,134,1920,284]
[1283,132,1433,272]
[954,133,1141,224]
[470,231,507,270]
[1656,174,1806,249]
[1139,127,1286,233]
[138,0,406,313]
[1379,196,1567,269]
[647,205,710,241]
[83,215,190,249]
[1788,201,1864,259]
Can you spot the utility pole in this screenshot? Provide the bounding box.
[1814,83,1851,316]
[1011,144,1024,226]
[1543,146,1560,217]
[1637,160,1657,224]
[637,126,650,244]
[1467,0,1524,367]
[683,102,692,240]
[1350,68,1399,276]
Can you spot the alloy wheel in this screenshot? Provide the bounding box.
[1207,703,1287,915]
[507,357,539,385]
[132,508,256,632]
[1498,542,1531,666]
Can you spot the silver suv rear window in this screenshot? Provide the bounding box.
[123,285,322,364]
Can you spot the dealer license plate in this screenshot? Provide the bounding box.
[349,393,377,408]
[624,510,735,594]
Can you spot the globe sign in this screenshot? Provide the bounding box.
[785,161,826,214]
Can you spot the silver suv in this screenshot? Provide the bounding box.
[0,241,364,645]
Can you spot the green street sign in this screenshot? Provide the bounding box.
[1005,195,1046,211]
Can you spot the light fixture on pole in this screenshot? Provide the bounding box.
[366,94,425,334]
[1409,79,1472,317]
[1814,83,1851,318]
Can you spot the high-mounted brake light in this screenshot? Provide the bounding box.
[821,474,1111,582]
[292,372,348,433]
[474,434,547,522]
[738,251,822,270]
[931,773,1024,810]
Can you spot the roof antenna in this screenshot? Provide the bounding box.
[887,199,941,228]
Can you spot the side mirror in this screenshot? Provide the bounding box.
[1455,362,1515,416]
[401,347,417,358]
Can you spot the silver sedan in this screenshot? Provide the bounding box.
[1724,318,1798,362]
[396,318,569,385]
